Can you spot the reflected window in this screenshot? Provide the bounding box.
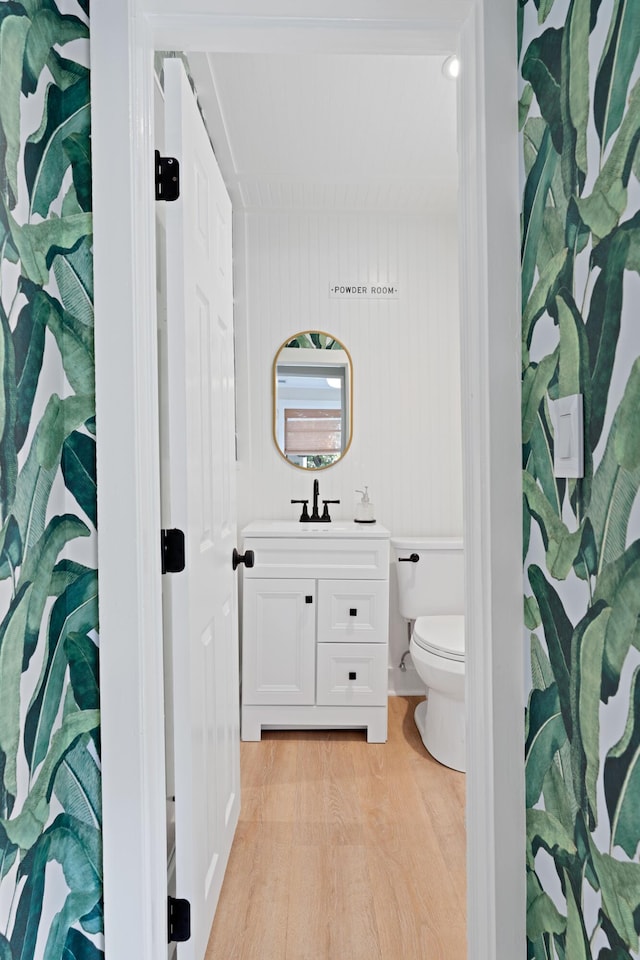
[273,333,352,470]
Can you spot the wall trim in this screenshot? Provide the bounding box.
[388,666,426,698]
[91,3,524,958]
[145,17,462,54]
[91,4,168,958]
[459,4,525,958]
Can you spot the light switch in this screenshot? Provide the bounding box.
[552,394,583,478]
[557,413,573,459]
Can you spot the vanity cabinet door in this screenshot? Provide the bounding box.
[242,579,316,705]
[316,580,388,644]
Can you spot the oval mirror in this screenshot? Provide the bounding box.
[273,330,353,470]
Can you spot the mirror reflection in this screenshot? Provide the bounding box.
[273,331,352,470]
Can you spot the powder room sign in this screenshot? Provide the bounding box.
[329,282,399,300]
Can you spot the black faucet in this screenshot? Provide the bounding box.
[310,479,321,521]
[292,480,340,522]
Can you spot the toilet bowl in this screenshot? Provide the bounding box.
[410,615,465,772]
[392,537,466,772]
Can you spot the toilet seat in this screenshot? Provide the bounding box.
[413,615,465,662]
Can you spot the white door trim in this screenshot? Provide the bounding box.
[459,5,525,957]
[91,5,168,959]
[91,3,524,959]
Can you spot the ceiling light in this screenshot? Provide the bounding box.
[442,55,460,80]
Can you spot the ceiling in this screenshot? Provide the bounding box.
[187,52,458,214]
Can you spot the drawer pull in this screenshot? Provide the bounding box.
[349,671,357,680]
[349,608,357,617]
[305,595,313,604]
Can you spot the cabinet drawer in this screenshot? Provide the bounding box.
[243,537,389,580]
[316,643,387,706]
[317,580,388,644]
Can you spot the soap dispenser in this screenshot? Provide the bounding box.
[355,487,376,524]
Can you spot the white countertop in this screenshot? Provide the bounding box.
[242,520,390,539]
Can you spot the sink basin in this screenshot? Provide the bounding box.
[241,520,389,539]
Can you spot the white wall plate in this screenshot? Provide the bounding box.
[551,393,584,478]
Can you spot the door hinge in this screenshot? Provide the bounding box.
[161,528,185,574]
[168,896,191,943]
[155,150,180,201]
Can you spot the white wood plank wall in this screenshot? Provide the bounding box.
[234,210,462,690]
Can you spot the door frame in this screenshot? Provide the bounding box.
[91,3,524,959]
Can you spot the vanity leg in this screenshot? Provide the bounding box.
[241,708,262,741]
[366,710,388,743]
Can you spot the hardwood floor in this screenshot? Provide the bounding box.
[205,696,466,960]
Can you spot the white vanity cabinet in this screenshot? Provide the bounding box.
[240,521,390,742]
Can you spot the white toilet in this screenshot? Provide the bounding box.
[392,537,465,772]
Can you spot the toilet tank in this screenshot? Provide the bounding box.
[391,537,464,620]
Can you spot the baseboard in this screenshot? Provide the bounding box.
[388,665,426,697]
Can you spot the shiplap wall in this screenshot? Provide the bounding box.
[234,210,462,689]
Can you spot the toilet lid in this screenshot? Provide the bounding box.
[413,615,465,662]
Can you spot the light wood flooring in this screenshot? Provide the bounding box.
[205,695,466,960]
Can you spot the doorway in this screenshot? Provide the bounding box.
[190,50,462,565]
[90,4,524,959]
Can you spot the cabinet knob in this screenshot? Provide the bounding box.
[349,671,357,680]
[349,608,357,617]
[305,595,313,604]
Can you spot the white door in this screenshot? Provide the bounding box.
[162,58,240,960]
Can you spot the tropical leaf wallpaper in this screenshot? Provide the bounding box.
[521,0,640,955]
[3,0,639,955]
[0,1,101,958]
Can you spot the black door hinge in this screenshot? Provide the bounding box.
[155,150,180,200]
[161,528,185,574]
[168,896,191,943]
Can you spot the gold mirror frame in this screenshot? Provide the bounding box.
[272,330,353,471]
